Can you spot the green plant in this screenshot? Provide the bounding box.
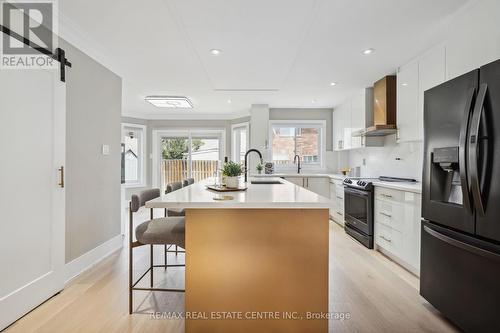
[256,163,263,172]
[222,161,242,177]
[161,138,204,160]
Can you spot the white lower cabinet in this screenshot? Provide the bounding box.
[284,176,304,187]
[329,179,344,226]
[306,177,330,198]
[374,187,421,275]
[283,176,330,198]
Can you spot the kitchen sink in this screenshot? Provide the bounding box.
[250,180,283,185]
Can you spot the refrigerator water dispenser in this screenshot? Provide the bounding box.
[431,147,463,205]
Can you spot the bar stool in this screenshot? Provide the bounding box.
[183,178,195,187]
[129,188,185,314]
[164,181,186,260]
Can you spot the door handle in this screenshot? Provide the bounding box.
[424,225,500,262]
[58,166,64,188]
[469,84,488,216]
[459,87,476,214]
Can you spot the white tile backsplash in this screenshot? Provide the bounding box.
[339,135,423,180]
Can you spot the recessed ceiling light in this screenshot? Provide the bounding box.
[311,99,316,104]
[210,49,221,55]
[362,48,375,55]
[330,82,338,86]
[227,99,232,104]
[401,83,408,86]
[145,96,193,108]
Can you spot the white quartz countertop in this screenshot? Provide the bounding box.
[252,173,347,180]
[372,181,422,194]
[251,173,421,193]
[145,177,333,209]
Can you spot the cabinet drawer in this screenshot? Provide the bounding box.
[376,223,403,253]
[375,199,405,232]
[375,187,405,203]
[335,198,344,211]
[335,185,344,199]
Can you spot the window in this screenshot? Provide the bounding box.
[122,123,146,187]
[231,122,249,163]
[152,129,226,191]
[269,121,325,169]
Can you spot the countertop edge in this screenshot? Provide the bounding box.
[372,181,422,194]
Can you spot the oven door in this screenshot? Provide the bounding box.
[344,187,372,235]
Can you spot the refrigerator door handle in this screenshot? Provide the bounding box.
[423,225,500,262]
[459,87,476,214]
[469,83,488,216]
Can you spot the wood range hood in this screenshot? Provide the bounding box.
[358,75,397,137]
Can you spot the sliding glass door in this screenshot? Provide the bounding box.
[156,130,225,192]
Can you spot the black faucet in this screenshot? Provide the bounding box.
[244,149,263,182]
[293,154,302,174]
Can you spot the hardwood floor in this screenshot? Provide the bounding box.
[4,220,460,333]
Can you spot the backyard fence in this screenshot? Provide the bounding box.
[162,159,218,188]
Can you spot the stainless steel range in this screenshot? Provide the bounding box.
[342,178,375,249]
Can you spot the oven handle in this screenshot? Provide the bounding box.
[344,187,369,197]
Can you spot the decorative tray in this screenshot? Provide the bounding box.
[206,184,248,192]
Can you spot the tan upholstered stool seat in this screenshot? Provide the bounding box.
[135,217,185,248]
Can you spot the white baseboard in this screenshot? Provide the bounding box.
[64,234,123,284]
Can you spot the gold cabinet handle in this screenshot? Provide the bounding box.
[58,166,64,188]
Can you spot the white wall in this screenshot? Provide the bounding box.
[348,136,422,180]
[62,39,122,263]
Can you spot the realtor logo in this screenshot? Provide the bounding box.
[1,0,57,69]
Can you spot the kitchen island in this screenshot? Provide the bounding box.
[146,177,331,333]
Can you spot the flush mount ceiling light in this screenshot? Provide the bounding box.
[362,48,375,55]
[145,96,193,108]
[330,82,338,86]
[401,83,408,86]
[210,49,221,55]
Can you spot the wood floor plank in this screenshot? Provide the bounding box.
[5,221,460,333]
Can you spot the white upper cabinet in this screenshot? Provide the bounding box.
[397,45,446,143]
[333,101,351,151]
[397,60,419,142]
[418,45,446,134]
[350,90,365,149]
[445,0,500,80]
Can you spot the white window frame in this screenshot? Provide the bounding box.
[151,128,226,189]
[269,120,326,171]
[231,121,250,163]
[121,123,146,188]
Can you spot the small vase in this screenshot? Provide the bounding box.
[257,170,262,174]
[225,176,240,188]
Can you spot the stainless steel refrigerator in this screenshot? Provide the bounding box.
[421,58,500,332]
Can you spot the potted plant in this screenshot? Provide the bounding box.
[222,161,242,188]
[256,163,264,174]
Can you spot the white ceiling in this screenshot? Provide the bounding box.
[59,0,469,119]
